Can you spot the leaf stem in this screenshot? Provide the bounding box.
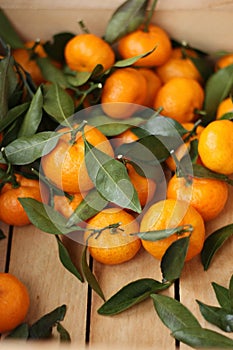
[143,0,158,32]
[69,119,88,145]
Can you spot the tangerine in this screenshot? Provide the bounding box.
[84,207,141,265]
[0,273,30,334]
[140,199,205,261]
[216,97,233,119]
[215,53,233,70]
[137,68,162,108]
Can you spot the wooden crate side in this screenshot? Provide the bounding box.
[0,224,10,272]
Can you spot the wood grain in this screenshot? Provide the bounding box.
[0,224,10,273]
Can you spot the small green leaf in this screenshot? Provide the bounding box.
[81,245,105,301]
[98,278,171,316]
[204,64,233,124]
[6,323,29,339]
[18,86,43,137]
[56,322,71,342]
[196,300,233,332]
[36,57,70,88]
[19,198,82,235]
[191,163,233,185]
[0,131,60,165]
[172,327,233,348]
[84,137,141,213]
[43,32,75,63]
[201,223,233,270]
[151,294,201,332]
[55,235,84,282]
[43,83,74,124]
[0,102,30,133]
[161,236,190,282]
[29,305,67,339]
[104,0,149,44]
[66,188,107,227]
[66,64,104,87]
[212,282,231,311]
[112,48,155,68]
[0,9,24,48]
[136,225,190,241]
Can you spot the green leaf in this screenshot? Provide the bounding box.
[66,188,107,227]
[172,327,233,348]
[0,9,24,48]
[98,278,171,316]
[56,322,71,342]
[212,282,231,311]
[0,102,30,133]
[55,235,84,282]
[161,236,190,282]
[229,275,233,311]
[36,57,70,88]
[136,226,190,241]
[43,32,75,63]
[191,163,233,185]
[81,245,105,301]
[0,229,6,240]
[6,323,29,339]
[0,131,60,165]
[204,64,233,124]
[29,305,67,339]
[189,55,214,82]
[104,0,149,44]
[151,294,201,332]
[19,198,81,235]
[43,83,74,124]
[18,86,43,137]
[66,64,104,87]
[84,138,141,213]
[201,223,233,271]
[112,49,155,68]
[0,51,18,119]
[196,300,233,332]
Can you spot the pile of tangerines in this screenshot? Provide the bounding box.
[0,4,233,335]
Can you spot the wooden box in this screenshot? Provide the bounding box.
[0,1,233,349]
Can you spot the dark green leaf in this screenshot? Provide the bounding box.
[29,305,67,339]
[66,188,107,227]
[141,115,188,139]
[81,245,105,301]
[0,131,60,165]
[135,225,191,241]
[36,57,70,88]
[219,111,233,120]
[161,236,190,282]
[212,282,231,311]
[43,32,75,63]
[229,275,233,311]
[172,327,233,348]
[0,229,6,240]
[6,323,29,339]
[56,322,71,342]
[204,64,233,124]
[191,164,233,185]
[151,294,201,332]
[84,138,141,213]
[19,198,82,235]
[189,56,214,82]
[196,300,233,332]
[201,223,233,270]
[66,64,104,87]
[104,0,149,44]
[43,83,74,124]
[98,278,171,316]
[0,9,24,48]
[55,235,84,282]
[18,86,43,137]
[0,102,29,133]
[112,49,155,68]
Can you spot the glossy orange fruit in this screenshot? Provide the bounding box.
[84,207,141,265]
[101,67,147,119]
[140,199,205,261]
[53,192,85,219]
[0,174,48,226]
[117,24,172,67]
[137,68,162,108]
[167,174,229,221]
[41,124,114,193]
[215,53,233,70]
[0,273,30,334]
[216,97,233,119]
[64,33,115,72]
[154,77,204,123]
[156,47,202,84]
[198,119,233,175]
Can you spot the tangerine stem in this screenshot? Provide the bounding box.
[69,119,88,145]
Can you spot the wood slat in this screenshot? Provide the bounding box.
[8,225,88,345]
[0,224,10,273]
[89,248,175,349]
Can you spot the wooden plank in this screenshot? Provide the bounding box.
[8,225,88,345]
[180,184,233,349]
[89,248,175,349]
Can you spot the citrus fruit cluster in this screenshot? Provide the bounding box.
[0,4,233,272]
